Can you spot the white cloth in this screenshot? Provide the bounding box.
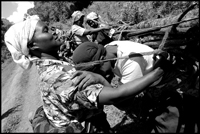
[4,16,39,69]
[71,11,84,24]
[71,25,90,45]
[86,12,99,20]
[105,40,155,84]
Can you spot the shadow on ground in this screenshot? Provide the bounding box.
[1,104,21,120]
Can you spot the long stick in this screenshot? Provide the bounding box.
[113,17,198,36]
[75,49,163,68]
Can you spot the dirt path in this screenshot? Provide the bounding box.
[1,61,42,132]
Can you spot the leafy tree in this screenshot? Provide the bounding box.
[1,18,13,47]
[1,18,13,63]
[26,1,93,26]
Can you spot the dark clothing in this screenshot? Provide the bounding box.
[72,42,106,72]
[92,31,114,46]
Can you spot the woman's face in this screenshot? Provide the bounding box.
[32,21,62,56]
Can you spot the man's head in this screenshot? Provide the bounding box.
[72,42,114,81]
[72,11,85,26]
[86,12,99,28]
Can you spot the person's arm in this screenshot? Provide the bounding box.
[71,71,111,89]
[71,67,163,105]
[98,67,163,105]
[83,26,111,35]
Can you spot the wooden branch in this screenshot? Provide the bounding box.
[144,39,191,48]
[113,17,198,37]
[171,3,198,32]
[159,3,198,50]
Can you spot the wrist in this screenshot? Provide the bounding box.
[97,74,111,87]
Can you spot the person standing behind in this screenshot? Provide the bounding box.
[71,11,111,46]
[86,12,115,46]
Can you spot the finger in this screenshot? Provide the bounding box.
[78,76,90,90]
[74,73,86,86]
[82,78,94,89]
[71,71,83,79]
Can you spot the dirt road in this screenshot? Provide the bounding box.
[1,61,42,132]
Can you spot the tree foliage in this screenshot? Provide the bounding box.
[84,1,198,25]
[27,1,93,26]
[1,18,13,47]
[1,18,13,63]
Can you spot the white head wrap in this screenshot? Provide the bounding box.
[4,16,40,69]
[86,12,99,21]
[71,11,85,24]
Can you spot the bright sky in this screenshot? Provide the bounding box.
[1,1,34,23]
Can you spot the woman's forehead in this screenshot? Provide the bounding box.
[33,21,47,40]
[36,21,46,29]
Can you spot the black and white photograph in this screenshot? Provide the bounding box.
[1,1,199,133]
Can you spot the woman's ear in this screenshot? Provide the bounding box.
[29,43,41,58]
[28,42,41,58]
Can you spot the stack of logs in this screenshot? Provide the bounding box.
[112,3,199,98]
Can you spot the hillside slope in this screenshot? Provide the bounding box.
[1,61,42,132]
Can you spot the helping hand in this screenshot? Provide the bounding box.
[102,26,111,30]
[153,51,171,70]
[71,71,106,90]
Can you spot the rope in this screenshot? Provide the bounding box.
[75,49,163,68]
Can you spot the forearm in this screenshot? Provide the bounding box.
[97,74,111,87]
[144,66,154,75]
[98,68,162,105]
[84,27,103,35]
[117,72,156,98]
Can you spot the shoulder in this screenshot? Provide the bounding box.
[72,25,86,33]
[72,25,85,30]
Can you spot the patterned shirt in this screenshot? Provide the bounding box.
[35,59,104,128]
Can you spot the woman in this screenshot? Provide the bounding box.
[71,11,111,45]
[4,16,163,133]
[86,12,115,46]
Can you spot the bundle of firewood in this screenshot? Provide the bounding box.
[112,4,199,117]
[112,3,199,50]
